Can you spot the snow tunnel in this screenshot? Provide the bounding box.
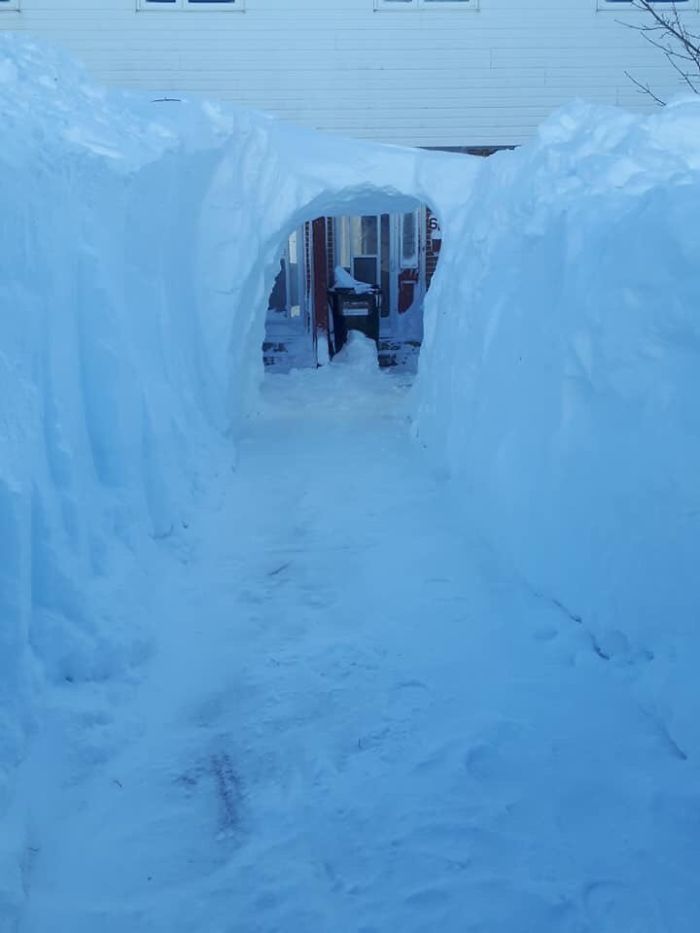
[195,124,476,429]
[262,203,442,374]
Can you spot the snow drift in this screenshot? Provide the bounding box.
[0,36,469,921]
[416,99,700,757]
[1,33,699,928]
[0,40,229,918]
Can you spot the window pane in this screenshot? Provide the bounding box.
[351,217,378,257]
[380,215,391,317]
[288,230,298,265]
[353,257,379,287]
[364,217,378,255]
[287,232,300,315]
[350,218,362,258]
[268,259,287,312]
[337,217,351,269]
[353,216,378,256]
[401,212,418,266]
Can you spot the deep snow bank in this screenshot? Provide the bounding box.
[2,32,700,925]
[416,99,700,755]
[0,36,472,922]
[0,38,236,918]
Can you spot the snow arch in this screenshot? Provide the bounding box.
[195,118,481,428]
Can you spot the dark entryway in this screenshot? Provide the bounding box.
[263,206,441,373]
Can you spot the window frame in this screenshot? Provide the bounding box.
[596,0,699,11]
[0,0,20,12]
[374,0,478,12]
[137,0,244,12]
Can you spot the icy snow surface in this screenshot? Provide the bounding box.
[1,35,700,933]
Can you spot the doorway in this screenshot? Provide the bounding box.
[263,205,440,372]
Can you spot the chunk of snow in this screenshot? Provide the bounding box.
[333,265,375,294]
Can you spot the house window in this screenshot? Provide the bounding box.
[598,0,695,7]
[375,0,476,10]
[137,0,243,11]
[268,230,304,320]
[0,0,20,11]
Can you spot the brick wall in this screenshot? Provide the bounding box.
[426,208,441,290]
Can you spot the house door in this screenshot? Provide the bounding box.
[396,211,422,315]
[335,215,382,344]
[331,210,425,363]
[377,209,426,367]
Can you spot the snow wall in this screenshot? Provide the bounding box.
[0,37,473,918]
[415,102,700,756]
[1,35,700,918]
[0,40,237,916]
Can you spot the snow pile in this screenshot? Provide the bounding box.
[259,332,408,422]
[417,98,700,755]
[0,35,466,922]
[333,265,375,294]
[0,38,231,919]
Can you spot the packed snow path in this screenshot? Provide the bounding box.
[18,358,700,933]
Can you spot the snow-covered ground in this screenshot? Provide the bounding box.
[2,34,700,933]
[14,345,700,931]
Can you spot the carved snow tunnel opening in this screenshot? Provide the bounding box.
[204,145,472,429]
[259,196,443,375]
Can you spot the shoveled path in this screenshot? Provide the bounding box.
[19,355,697,933]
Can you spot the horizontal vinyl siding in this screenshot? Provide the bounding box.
[1,0,699,146]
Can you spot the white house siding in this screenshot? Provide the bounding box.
[1,0,699,147]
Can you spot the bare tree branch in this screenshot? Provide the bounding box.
[632,0,700,57]
[620,0,700,103]
[624,69,667,104]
